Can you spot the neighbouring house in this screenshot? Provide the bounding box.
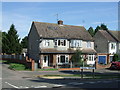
[108,30,120,58]
[94,30,119,65]
[28,20,97,69]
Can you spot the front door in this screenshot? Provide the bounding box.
[43,55,49,67]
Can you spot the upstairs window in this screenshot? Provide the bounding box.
[44,40,50,47]
[54,39,66,46]
[111,43,116,50]
[87,41,91,48]
[71,40,82,48]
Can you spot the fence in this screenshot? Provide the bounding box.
[0,54,35,71]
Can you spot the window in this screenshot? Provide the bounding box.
[61,56,65,63]
[54,39,66,46]
[45,40,50,46]
[57,55,69,64]
[87,41,91,48]
[87,55,94,61]
[71,40,82,48]
[55,40,57,46]
[111,43,116,50]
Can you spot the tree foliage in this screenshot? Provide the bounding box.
[113,54,119,62]
[2,24,22,54]
[88,27,94,37]
[71,50,83,65]
[21,36,28,48]
[88,23,109,36]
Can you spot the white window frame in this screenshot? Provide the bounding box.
[54,39,67,47]
[87,41,91,48]
[57,55,69,64]
[44,40,50,47]
[87,55,95,61]
[71,40,82,48]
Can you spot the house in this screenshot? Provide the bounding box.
[108,30,120,57]
[94,30,119,65]
[28,20,97,69]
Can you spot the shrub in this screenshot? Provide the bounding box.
[9,63,25,70]
[113,54,119,62]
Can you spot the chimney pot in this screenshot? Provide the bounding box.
[58,20,63,25]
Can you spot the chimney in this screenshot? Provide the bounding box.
[58,20,63,25]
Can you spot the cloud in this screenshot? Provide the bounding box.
[92,20,118,25]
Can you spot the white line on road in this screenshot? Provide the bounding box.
[19,86,29,88]
[34,86,47,88]
[5,82,19,88]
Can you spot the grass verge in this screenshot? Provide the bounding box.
[8,63,30,71]
[37,74,120,79]
[37,68,58,71]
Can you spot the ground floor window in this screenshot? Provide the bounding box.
[57,55,69,64]
[87,54,95,61]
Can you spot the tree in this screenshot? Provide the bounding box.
[100,23,108,30]
[21,36,28,48]
[88,27,94,37]
[2,32,9,53]
[113,54,119,62]
[94,26,101,35]
[71,50,83,66]
[6,24,22,54]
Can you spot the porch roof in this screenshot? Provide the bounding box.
[40,48,97,54]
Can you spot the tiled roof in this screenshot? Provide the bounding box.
[109,30,120,42]
[40,48,96,54]
[99,30,117,42]
[33,22,93,41]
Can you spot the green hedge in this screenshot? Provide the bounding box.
[9,63,26,70]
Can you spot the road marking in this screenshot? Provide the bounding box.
[19,86,29,88]
[34,86,47,88]
[54,84,65,87]
[5,82,19,88]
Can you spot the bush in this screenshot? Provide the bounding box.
[9,63,26,70]
[113,54,119,62]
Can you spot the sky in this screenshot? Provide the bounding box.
[2,2,119,39]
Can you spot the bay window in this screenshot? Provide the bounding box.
[57,55,69,64]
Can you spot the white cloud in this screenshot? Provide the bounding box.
[92,20,118,25]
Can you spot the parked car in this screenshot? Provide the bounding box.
[110,61,120,70]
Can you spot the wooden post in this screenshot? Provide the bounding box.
[81,69,83,79]
[31,59,35,71]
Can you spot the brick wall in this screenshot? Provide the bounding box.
[0,54,35,71]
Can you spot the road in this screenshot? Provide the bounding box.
[1,63,120,89]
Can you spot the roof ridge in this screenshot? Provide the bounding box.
[33,21,84,27]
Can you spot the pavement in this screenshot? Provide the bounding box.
[1,63,120,89]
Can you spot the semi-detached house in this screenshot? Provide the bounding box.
[94,30,120,65]
[28,20,97,69]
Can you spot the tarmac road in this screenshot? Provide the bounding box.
[1,63,120,89]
